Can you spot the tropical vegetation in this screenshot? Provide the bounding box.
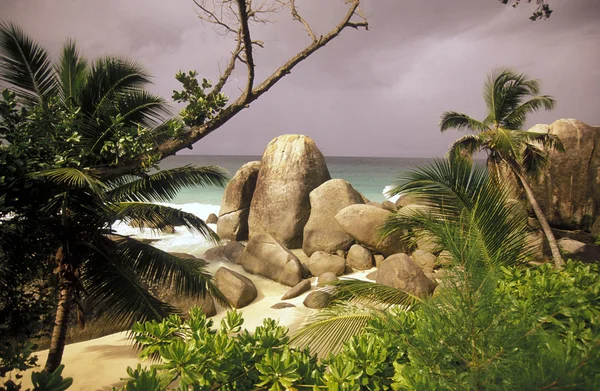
[439,68,565,268]
[0,21,228,378]
[108,259,599,390]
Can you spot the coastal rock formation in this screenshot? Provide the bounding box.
[305,251,346,277]
[527,120,600,229]
[317,272,338,287]
[206,213,218,224]
[381,201,397,212]
[374,254,385,267]
[411,250,436,274]
[217,161,261,240]
[376,253,436,297]
[281,279,312,300]
[303,179,364,256]
[335,204,407,256]
[303,291,332,309]
[346,244,374,270]
[248,135,331,248]
[240,233,303,286]
[203,245,226,262]
[223,242,245,264]
[214,267,257,308]
[557,238,586,254]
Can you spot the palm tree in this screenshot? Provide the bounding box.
[293,159,531,355]
[0,22,229,372]
[440,68,565,268]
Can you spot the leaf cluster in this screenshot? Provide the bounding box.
[172,71,228,128]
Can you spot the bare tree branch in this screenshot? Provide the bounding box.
[93,0,368,179]
[236,0,255,99]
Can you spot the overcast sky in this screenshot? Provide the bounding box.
[1,0,599,157]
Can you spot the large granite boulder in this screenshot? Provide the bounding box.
[240,233,303,286]
[335,204,407,256]
[248,135,331,248]
[217,161,261,241]
[303,179,364,256]
[376,254,436,297]
[346,244,374,270]
[527,120,600,229]
[214,267,257,308]
[305,251,346,277]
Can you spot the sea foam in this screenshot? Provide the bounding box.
[383,185,401,203]
[112,202,221,257]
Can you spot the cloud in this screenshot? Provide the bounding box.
[1,0,598,157]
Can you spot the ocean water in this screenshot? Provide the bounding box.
[114,154,437,257]
[156,155,436,206]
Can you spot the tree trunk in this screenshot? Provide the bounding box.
[45,246,73,373]
[514,171,564,269]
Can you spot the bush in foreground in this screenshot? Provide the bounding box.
[113,261,599,391]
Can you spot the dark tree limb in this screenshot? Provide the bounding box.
[93,0,368,180]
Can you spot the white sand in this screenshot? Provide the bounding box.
[14,261,376,391]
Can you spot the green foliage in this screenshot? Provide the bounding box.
[501,0,553,21]
[172,71,227,127]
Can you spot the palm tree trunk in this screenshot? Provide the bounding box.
[44,247,73,373]
[514,171,564,269]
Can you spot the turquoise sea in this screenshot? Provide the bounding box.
[157,155,437,206]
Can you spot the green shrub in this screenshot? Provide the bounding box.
[116,261,599,391]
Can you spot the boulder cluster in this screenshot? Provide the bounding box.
[203,134,444,311]
[198,120,600,312]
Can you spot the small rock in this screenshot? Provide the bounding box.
[344,265,354,274]
[214,267,257,308]
[381,201,397,212]
[306,251,346,277]
[318,272,338,287]
[376,254,436,297]
[206,213,218,224]
[436,250,453,266]
[374,254,385,267]
[223,242,245,264]
[366,271,378,281]
[203,245,227,262]
[558,238,586,254]
[303,291,333,309]
[271,302,296,309]
[411,250,436,274]
[346,244,374,270]
[281,279,312,300]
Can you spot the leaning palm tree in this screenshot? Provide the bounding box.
[293,159,532,355]
[0,22,229,373]
[440,68,564,268]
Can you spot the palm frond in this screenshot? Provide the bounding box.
[113,89,170,128]
[440,111,489,132]
[115,236,228,307]
[109,202,219,242]
[504,95,556,129]
[292,301,382,356]
[448,134,483,161]
[107,165,228,203]
[522,131,565,153]
[56,39,87,103]
[79,56,153,117]
[521,142,548,179]
[324,279,421,308]
[0,22,57,102]
[81,245,178,326]
[29,168,107,195]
